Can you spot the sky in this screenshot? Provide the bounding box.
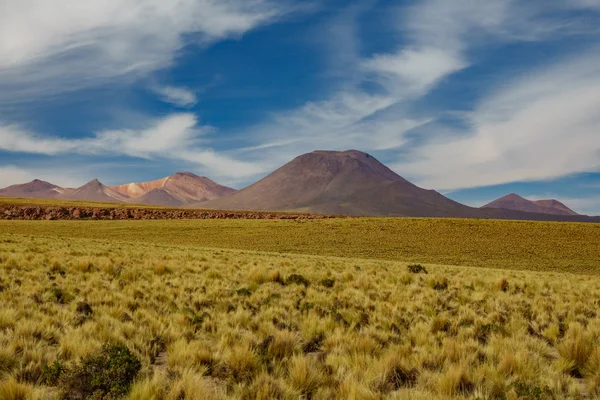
[1,0,600,214]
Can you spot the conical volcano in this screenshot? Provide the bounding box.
[196,150,481,217]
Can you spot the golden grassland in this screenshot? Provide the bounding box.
[1,217,599,273]
[1,233,600,399]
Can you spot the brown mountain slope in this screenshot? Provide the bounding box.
[194,150,484,217]
[110,172,235,205]
[133,188,185,207]
[0,179,66,199]
[60,179,130,203]
[532,199,579,216]
[482,194,578,216]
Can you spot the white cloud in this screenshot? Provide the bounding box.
[394,49,600,190]
[235,0,600,189]
[152,85,198,107]
[90,114,205,157]
[0,113,264,179]
[0,124,76,155]
[363,47,466,96]
[231,1,520,170]
[238,92,430,169]
[0,0,295,103]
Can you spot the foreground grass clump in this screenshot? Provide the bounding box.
[1,234,600,399]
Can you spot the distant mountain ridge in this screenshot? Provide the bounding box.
[192,150,591,221]
[61,179,130,203]
[482,193,579,216]
[0,152,594,222]
[0,172,236,207]
[0,179,66,199]
[109,172,236,206]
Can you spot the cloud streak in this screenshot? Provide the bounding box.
[0,114,265,179]
[396,48,600,190]
[0,0,297,104]
[152,85,198,107]
[233,0,600,190]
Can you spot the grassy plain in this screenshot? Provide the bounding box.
[1,233,600,399]
[1,218,599,273]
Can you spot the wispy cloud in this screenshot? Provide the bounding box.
[395,48,600,190]
[231,0,600,187]
[0,114,265,179]
[0,0,300,104]
[232,2,473,168]
[152,85,198,107]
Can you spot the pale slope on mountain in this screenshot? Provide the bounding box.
[482,194,579,216]
[133,188,185,207]
[110,177,170,198]
[110,172,236,206]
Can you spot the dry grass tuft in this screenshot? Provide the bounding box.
[0,232,599,399]
[0,378,31,400]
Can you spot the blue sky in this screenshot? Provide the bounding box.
[1,0,600,214]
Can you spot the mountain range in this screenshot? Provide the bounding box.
[0,172,234,207]
[0,150,596,221]
[482,193,579,216]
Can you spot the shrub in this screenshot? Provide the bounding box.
[76,301,93,316]
[285,274,310,287]
[236,288,252,296]
[59,343,141,399]
[428,277,448,291]
[320,278,335,288]
[381,361,419,391]
[51,288,74,304]
[407,264,427,274]
[302,332,325,353]
[431,316,451,334]
[41,361,64,385]
[512,381,552,399]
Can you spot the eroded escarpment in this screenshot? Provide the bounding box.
[0,205,339,220]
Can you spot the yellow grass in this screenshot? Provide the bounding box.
[1,233,600,399]
[1,217,599,273]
